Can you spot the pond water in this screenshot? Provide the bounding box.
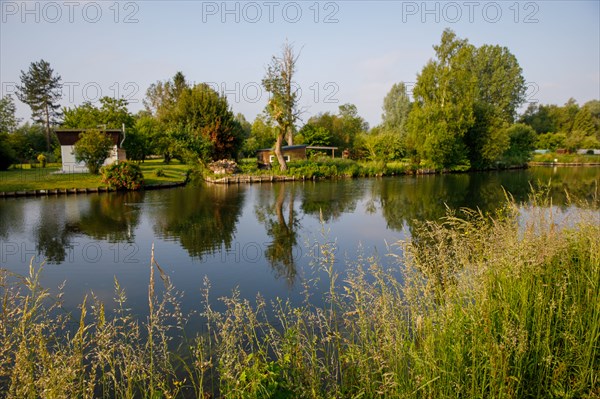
[1,167,598,322]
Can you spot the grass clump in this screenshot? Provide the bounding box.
[0,191,598,398]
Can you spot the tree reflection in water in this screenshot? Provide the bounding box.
[255,184,300,286]
[152,185,246,259]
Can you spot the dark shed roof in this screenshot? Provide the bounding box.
[55,129,123,146]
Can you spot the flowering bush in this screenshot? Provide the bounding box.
[37,153,47,168]
[101,161,144,190]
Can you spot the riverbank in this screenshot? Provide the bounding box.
[0,160,188,193]
[529,161,600,166]
[1,193,597,398]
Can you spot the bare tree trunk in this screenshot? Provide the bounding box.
[44,104,51,151]
[274,132,288,171]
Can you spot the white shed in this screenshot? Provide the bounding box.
[55,129,126,173]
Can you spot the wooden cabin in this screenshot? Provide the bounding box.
[55,128,126,173]
[256,145,308,167]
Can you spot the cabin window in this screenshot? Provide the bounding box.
[269,155,290,163]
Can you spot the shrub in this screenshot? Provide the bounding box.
[73,129,114,174]
[101,161,144,190]
[155,168,166,177]
[37,153,46,168]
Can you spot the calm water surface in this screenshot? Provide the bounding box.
[1,167,598,321]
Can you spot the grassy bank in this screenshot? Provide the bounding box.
[531,152,600,164]
[0,160,188,192]
[234,157,415,179]
[1,192,598,398]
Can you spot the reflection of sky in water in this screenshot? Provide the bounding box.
[1,167,598,326]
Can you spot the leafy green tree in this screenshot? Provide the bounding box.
[553,98,580,134]
[407,29,476,169]
[303,104,368,152]
[572,106,596,136]
[62,97,134,130]
[518,103,558,134]
[501,123,536,165]
[242,114,277,157]
[0,95,20,134]
[170,83,243,161]
[145,73,243,162]
[73,129,114,174]
[382,82,411,134]
[235,113,252,139]
[0,133,17,170]
[407,30,526,169]
[124,112,160,161]
[583,100,600,139]
[262,41,301,171]
[358,127,405,162]
[298,125,332,148]
[16,59,63,151]
[62,102,100,128]
[5,123,52,164]
[144,71,189,120]
[465,44,526,168]
[535,132,566,150]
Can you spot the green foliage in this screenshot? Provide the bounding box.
[242,115,277,157]
[408,29,526,170]
[358,127,404,162]
[519,103,558,134]
[0,95,20,134]
[583,99,600,139]
[500,123,536,165]
[0,133,17,170]
[4,123,52,163]
[408,29,477,170]
[536,132,567,150]
[304,104,369,152]
[382,82,411,134]
[172,83,242,160]
[62,97,135,130]
[16,59,62,151]
[298,125,332,148]
[101,161,144,190]
[73,129,114,174]
[146,73,243,162]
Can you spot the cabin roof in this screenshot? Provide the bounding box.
[256,144,339,152]
[256,144,308,152]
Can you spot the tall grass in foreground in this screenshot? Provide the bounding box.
[1,193,598,398]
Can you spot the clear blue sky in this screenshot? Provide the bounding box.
[1,0,599,127]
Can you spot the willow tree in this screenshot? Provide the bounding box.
[262,42,301,171]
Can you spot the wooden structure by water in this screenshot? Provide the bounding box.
[205,175,301,184]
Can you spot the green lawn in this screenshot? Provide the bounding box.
[531,152,600,163]
[0,160,189,192]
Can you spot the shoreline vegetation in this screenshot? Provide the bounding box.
[0,191,598,398]
[0,159,189,194]
[1,153,600,194]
